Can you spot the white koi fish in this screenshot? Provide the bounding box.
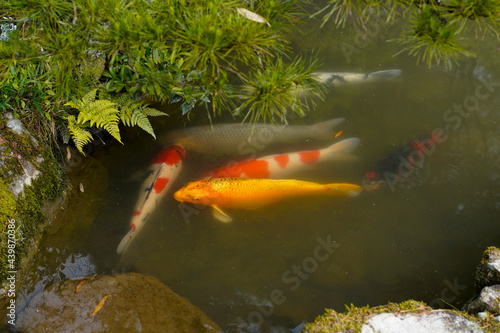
[116,144,185,254]
[201,138,360,179]
[159,118,345,155]
[312,69,402,87]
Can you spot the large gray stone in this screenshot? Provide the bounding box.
[16,272,221,333]
[361,312,482,333]
[464,284,500,315]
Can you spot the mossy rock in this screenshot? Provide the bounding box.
[303,300,499,332]
[474,247,500,293]
[0,117,66,284]
[16,272,221,333]
[304,300,429,332]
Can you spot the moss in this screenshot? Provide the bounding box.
[0,178,16,221]
[0,127,41,184]
[0,179,17,282]
[304,300,427,333]
[0,125,66,283]
[303,300,500,333]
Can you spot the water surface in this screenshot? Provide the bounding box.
[15,11,500,333]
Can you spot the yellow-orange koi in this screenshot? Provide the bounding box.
[174,178,362,222]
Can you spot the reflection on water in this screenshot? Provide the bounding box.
[15,16,500,333]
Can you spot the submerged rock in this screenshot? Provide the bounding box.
[16,272,221,333]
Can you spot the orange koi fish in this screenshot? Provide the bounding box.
[116,144,185,254]
[201,138,359,179]
[174,178,362,222]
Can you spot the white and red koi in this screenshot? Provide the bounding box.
[116,144,185,254]
[201,138,360,179]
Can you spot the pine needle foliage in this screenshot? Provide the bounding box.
[393,7,476,68]
[316,0,500,68]
[234,56,325,123]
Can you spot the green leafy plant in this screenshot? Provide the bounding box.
[1,0,321,151]
[65,89,167,153]
[65,89,121,152]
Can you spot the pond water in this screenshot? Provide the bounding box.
[14,9,500,333]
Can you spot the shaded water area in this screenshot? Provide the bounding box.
[13,12,500,333]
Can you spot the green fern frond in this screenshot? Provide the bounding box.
[81,88,98,106]
[108,93,167,139]
[65,89,122,146]
[67,115,93,154]
[65,89,167,151]
[143,107,168,117]
[122,108,156,138]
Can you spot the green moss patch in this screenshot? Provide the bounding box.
[304,300,500,333]
[0,127,66,284]
[304,300,428,332]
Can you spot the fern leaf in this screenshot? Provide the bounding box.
[143,107,167,117]
[66,90,122,145]
[132,109,156,138]
[67,115,93,154]
[113,94,165,139]
[82,88,98,105]
[77,100,117,126]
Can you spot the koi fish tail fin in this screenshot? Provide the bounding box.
[325,183,363,197]
[367,69,402,81]
[116,229,136,255]
[312,118,345,140]
[323,137,360,162]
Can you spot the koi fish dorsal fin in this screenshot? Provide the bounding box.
[212,205,233,223]
[325,183,363,197]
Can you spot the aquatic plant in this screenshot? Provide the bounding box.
[316,0,500,68]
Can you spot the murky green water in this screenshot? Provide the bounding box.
[15,10,500,333]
